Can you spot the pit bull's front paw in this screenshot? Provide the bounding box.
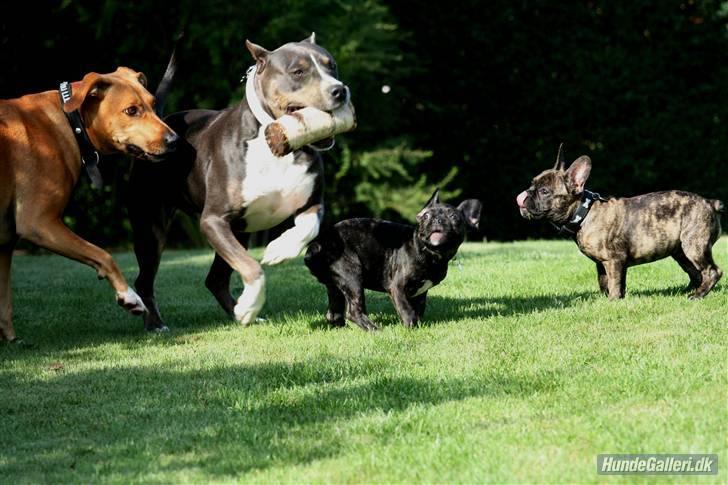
[116,288,148,315]
[261,237,305,266]
[234,275,266,325]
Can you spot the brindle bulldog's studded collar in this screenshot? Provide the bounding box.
[59,82,104,189]
[553,190,606,236]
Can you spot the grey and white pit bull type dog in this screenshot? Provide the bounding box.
[517,145,724,299]
[128,34,350,329]
[305,190,482,330]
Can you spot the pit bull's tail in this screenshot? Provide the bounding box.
[154,33,183,117]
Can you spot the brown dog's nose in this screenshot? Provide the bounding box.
[164,132,180,151]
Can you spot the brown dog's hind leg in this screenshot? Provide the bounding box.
[604,260,627,299]
[0,245,16,341]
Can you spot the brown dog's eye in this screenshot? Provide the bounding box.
[124,106,140,117]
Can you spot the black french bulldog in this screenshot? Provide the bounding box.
[305,190,482,330]
[517,144,724,299]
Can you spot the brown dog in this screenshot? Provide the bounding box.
[517,145,723,299]
[0,67,178,342]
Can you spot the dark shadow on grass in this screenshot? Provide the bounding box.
[0,355,562,480]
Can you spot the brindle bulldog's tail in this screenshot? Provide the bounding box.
[154,33,183,117]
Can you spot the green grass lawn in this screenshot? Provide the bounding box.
[1,238,726,483]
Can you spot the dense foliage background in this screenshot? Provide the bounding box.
[1,1,726,247]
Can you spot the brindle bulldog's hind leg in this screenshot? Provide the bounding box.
[672,249,702,292]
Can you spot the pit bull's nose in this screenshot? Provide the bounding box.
[330,85,347,103]
[164,132,180,151]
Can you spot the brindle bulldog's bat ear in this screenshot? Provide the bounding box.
[458,199,483,230]
[245,40,271,73]
[302,32,316,44]
[565,155,592,194]
[554,143,566,171]
[417,188,440,219]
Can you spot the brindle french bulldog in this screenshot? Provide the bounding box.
[517,145,724,299]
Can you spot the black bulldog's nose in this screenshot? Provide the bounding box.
[330,85,347,102]
[164,132,180,151]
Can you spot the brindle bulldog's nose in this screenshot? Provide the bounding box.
[330,85,347,102]
[164,132,180,151]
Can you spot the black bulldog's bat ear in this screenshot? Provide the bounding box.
[458,199,482,230]
[554,143,566,171]
[302,32,316,44]
[245,40,271,73]
[417,188,440,219]
[565,155,592,194]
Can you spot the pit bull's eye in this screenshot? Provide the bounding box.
[539,187,551,196]
[124,106,140,117]
[292,69,305,79]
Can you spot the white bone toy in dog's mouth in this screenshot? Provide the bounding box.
[265,102,357,157]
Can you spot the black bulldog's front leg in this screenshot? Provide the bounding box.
[390,286,419,327]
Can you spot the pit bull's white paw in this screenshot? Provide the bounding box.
[261,237,305,266]
[116,288,147,315]
[233,275,266,325]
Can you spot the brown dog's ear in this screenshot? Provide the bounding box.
[137,72,148,87]
[565,156,592,194]
[301,32,316,44]
[246,40,271,74]
[62,72,111,113]
[458,199,482,230]
[553,143,566,171]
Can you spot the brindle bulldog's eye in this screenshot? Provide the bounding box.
[291,69,305,78]
[539,187,551,196]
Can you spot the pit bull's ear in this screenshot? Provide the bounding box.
[417,188,440,219]
[553,143,566,171]
[62,72,111,113]
[458,199,482,230]
[565,156,592,194]
[246,40,271,73]
[302,32,316,44]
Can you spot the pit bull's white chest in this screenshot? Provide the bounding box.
[240,132,315,232]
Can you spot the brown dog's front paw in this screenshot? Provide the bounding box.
[116,288,148,315]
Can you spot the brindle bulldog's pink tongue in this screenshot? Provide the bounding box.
[429,231,445,245]
[516,191,528,208]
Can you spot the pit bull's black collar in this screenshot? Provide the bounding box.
[59,82,103,189]
[553,189,605,236]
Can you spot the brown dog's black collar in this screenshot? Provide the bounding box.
[59,82,104,189]
[553,190,605,236]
